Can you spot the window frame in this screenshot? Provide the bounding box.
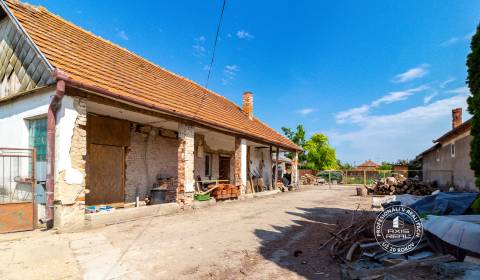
[204,153,212,177]
[28,116,48,162]
[451,142,455,158]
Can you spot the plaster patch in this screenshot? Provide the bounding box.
[64,167,84,185]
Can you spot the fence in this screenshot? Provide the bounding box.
[315,169,453,186]
[0,148,36,233]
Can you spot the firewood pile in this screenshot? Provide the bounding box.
[300,174,317,185]
[211,184,240,200]
[320,209,377,264]
[367,175,437,196]
[322,208,455,279]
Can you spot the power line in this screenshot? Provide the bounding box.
[205,0,227,88]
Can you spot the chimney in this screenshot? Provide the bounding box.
[452,108,462,129]
[243,91,253,119]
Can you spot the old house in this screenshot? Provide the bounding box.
[0,0,300,231]
[417,108,476,191]
[355,160,379,171]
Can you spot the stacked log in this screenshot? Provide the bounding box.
[211,184,240,200]
[367,175,437,195]
[300,174,317,185]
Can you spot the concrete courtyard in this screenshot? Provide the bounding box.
[0,185,372,280]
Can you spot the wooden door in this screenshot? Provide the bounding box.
[86,144,124,206]
[219,156,231,182]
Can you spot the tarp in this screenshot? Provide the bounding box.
[372,194,424,208]
[423,215,480,254]
[410,192,479,215]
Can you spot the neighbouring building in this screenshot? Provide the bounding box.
[416,108,476,191]
[0,0,300,231]
[355,160,379,171]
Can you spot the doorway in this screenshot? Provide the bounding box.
[219,156,231,183]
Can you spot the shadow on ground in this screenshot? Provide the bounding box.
[255,207,365,280]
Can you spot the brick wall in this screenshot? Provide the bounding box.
[234,137,242,187]
[125,129,178,203]
[178,124,195,204]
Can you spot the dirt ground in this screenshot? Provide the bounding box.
[0,185,373,280]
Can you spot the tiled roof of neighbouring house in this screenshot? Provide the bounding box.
[2,0,300,151]
[357,160,379,168]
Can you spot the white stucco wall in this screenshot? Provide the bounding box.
[0,89,53,149]
[0,89,53,184]
[54,95,82,184]
[0,90,81,184]
[240,139,247,187]
[249,147,272,188]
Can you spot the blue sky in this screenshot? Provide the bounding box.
[27,0,480,164]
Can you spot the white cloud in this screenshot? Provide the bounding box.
[440,77,455,88]
[336,105,370,124]
[236,30,254,40]
[392,64,429,83]
[423,91,438,104]
[440,32,474,47]
[336,85,429,123]
[118,30,128,41]
[297,108,316,116]
[329,94,470,163]
[222,64,239,85]
[371,85,428,107]
[440,37,459,47]
[192,36,207,57]
[446,86,470,95]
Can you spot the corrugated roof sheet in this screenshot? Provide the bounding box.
[3,0,299,150]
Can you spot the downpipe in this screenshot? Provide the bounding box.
[44,70,67,229]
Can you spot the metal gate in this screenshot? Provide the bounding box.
[0,148,36,233]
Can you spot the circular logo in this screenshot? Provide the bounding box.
[374,205,423,254]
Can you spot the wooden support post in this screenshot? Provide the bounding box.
[363,170,367,185]
[345,170,348,184]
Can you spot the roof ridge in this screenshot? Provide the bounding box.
[10,0,242,110]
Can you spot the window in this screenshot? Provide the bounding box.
[28,118,47,161]
[205,153,212,177]
[436,150,440,162]
[451,143,455,158]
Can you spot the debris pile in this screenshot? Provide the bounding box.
[367,175,437,195]
[211,184,240,200]
[321,208,459,279]
[300,174,317,185]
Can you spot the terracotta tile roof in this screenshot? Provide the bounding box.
[357,160,379,168]
[3,0,300,151]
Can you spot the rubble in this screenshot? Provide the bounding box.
[366,175,437,195]
[300,173,318,185]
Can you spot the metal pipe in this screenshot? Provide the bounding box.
[45,70,66,229]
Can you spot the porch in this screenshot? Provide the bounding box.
[52,90,299,230]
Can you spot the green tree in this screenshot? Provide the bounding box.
[303,133,337,170]
[281,124,307,162]
[377,162,393,170]
[467,23,480,189]
[337,160,354,170]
